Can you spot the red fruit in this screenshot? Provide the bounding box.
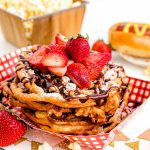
[29,46,49,66]
[65,36,90,62]
[67,59,74,66]
[66,63,90,89]
[82,53,111,80]
[55,33,67,45]
[49,43,66,54]
[48,60,74,76]
[0,110,26,147]
[92,40,112,54]
[41,52,68,67]
[48,66,67,76]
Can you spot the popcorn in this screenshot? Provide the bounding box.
[38,142,52,150]
[0,0,81,40]
[68,142,82,150]
[0,0,81,19]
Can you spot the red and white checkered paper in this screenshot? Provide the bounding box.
[0,46,150,150]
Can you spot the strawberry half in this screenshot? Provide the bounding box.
[67,59,74,66]
[82,52,111,80]
[92,40,112,54]
[65,35,90,63]
[29,46,49,66]
[55,33,67,45]
[49,43,66,55]
[48,66,67,76]
[66,63,90,89]
[0,110,26,147]
[41,52,68,67]
[47,60,74,76]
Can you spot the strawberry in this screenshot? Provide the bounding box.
[55,33,67,45]
[0,110,26,147]
[66,63,90,89]
[47,60,74,76]
[48,66,67,76]
[29,46,49,66]
[92,40,112,54]
[41,52,68,67]
[67,59,74,66]
[49,43,66,55]
[65,35,90,62]
[82,52,111,80]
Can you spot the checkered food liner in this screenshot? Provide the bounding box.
[0,46,150,150]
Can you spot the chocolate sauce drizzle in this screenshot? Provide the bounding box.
[65,86,120,100]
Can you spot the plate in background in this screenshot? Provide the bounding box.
[119,53,150,67]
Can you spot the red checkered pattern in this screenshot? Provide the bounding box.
[126,77,150,103]
[0,46,33,84]
[0,47,150,150]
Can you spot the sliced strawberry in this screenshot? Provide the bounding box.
[82,53,111,80]
[55,33,67,45]
[0,109,26,147]
[41,52,68,67]
[49,43,66,54]
[48,60,74,76]
[48,66,67,76]
[67,59,74,66]
[65,35,90,63]
[92,40,112,54]
[29,56,43,66]
[66,63,90,89]
[98,52,112,66]
[29,46,49,66]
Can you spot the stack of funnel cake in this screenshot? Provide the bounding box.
[2,47,131,135]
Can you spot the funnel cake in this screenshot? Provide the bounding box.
[2,35,131,135]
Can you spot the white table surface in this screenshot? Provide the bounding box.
[0,0,150,150]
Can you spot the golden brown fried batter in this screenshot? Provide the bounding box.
[24,110,100,135]
[76,106,106,124]
[1,46,131,135]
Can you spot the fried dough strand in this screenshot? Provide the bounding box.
[1,46,131,135]
[24,110,100,135]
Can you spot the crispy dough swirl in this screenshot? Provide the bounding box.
[1,46,131,135]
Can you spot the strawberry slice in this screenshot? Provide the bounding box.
[92,40,112,54]
[48,66,67,76]
[0,109,26,147]
[82,53,111,80]
[66,63,90,89]
[29,46,49,66]
[67,59,74,66]
[55,33,67,45]
[47,60,74,76]
[41,52,68,67]
[49,43,66,55]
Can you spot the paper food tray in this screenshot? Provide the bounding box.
[0,46,150,150]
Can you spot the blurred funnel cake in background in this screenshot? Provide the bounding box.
[1,34,131,135]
